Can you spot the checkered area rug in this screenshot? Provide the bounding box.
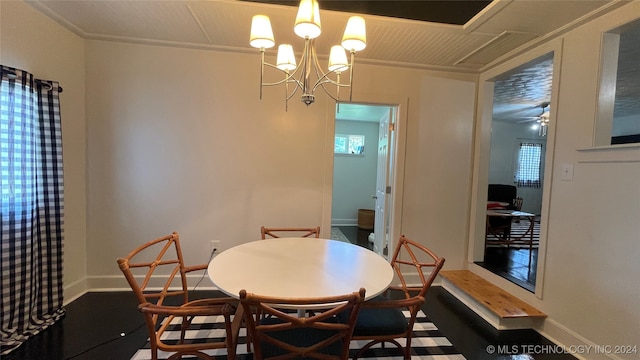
[130,310,466,359]
[486,218,540,247]
[330,227,351,243]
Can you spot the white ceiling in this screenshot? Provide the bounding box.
[25,0,633,122]
[27,0,623,72]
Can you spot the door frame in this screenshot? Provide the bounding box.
[321,97,408,259]
[467,38,563,300]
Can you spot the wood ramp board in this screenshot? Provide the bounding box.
[440,270,546,319]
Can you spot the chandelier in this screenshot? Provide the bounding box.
[249,0,367,110]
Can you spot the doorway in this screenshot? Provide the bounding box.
[471,50,558,294]
[330,102,398,258]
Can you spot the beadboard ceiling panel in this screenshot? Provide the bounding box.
[23,0,637,123]
[26,0,625,71]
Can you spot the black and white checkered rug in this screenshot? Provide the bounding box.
[130,310,465,359]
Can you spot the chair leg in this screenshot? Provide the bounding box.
[353,340,405,360]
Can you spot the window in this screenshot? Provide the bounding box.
[334,134,364,155]
[596,17,640,145]
[515,142,542,188]
[0,75,38,215]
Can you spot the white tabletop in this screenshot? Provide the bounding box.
[207,238,394,303]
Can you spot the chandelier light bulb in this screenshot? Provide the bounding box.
[250,15,275,49]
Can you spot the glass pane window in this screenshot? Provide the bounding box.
[1,78,38,214]
[515,142,542,188]
[334,134,365,155]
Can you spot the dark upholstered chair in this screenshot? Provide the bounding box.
[240,288,365,360]
[488,184,518,209]
[341,235,445,360]
[487,184,518,239]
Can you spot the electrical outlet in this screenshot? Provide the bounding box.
[210,240,223,254]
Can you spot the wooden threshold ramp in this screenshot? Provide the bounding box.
[440,270,546,330]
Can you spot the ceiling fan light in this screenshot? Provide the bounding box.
[250,15,275,49]
[294,0,321,39]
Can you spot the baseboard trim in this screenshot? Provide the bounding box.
[63,278,88,305]
[84,274,220,292]
[331,219,357,226]
[537,318,621,360]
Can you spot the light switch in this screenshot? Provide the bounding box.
[560,163,574,181]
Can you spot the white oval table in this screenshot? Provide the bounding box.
[208,237,394,308]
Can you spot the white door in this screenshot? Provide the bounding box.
[373,109,394,257]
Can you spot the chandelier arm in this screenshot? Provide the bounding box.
[259,49,265,100]
[261,63,304,87]
[309,45,354,102]
[348,51,355,102]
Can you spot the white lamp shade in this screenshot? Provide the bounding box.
[341,16,366,52]
[250,15,275,49]
[276,44,297,71]
[328,45,349,72]
[294,0,321,39]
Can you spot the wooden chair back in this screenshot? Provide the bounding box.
[117,232,242,360]
[348,235,444,359]
[260,226,321,239]
[240,288,366,360]
[389,235,446,300]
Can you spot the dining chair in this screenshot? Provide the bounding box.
[260,226,321,239]
[342,235,445,360]
[117,232,244,360]
[239,288,366,360]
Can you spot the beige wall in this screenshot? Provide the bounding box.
[0,1,87,301]
[83,39,477,284]
[539,3,640,355]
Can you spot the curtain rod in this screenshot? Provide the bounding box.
[36,79,64,93]
[1,67,63,93]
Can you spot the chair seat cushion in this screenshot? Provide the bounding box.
[337,296,408,337]
[258,317,343,358]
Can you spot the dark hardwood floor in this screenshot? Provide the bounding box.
[4,225,569,360]
[336,225,373,250]
[476,247,538,292]
[4,286,575,360]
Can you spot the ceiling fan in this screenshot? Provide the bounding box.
[518,102,551,136]
[515,102,550,123]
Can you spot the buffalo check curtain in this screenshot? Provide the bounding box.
[0,66,65,355]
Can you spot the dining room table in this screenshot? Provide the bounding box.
[207,237,394,310]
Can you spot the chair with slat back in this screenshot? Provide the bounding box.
[342,235,445,360]
[116,232,244,360]
[260,226,321,239]
[240,288,366,360]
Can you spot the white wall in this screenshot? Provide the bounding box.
[0,1,87,302]
[399,76,477,269]
[331,120,379,225]
[539,4,640,356]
